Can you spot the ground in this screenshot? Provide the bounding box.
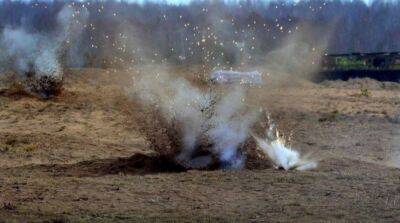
[0,68,399,222]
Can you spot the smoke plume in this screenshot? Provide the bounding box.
[256,25,331,85]
[252,119,318,171]
[0,5,88,97]
[131,66,259,169]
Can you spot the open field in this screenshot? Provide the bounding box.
[0,68,400,222]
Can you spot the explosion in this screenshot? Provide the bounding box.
[0,2,320,172]
[252,117,318,171]
[0,5,88,98]
[130,68,260,170]
[129,67,317,171]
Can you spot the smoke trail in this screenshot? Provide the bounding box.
[131,66,258,169]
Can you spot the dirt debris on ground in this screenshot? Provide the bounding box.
[0,68,400,222]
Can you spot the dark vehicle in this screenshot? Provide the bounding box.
[316,52,400,82]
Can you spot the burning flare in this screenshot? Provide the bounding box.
[252,119,317,171]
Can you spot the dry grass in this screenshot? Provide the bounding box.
[0,72,63,99]
[0,68,399,222]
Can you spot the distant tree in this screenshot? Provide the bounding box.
[0,0,399,67]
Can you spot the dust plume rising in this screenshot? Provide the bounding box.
[0,5,88,97]
[130,65,259,169]
[258,25,332,85]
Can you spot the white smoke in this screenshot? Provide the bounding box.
[132,67,258,169]
[57,5,89,67]
[0,5,88,81]
[252,118,318,171]
[207,88,258,168]
[388,129,400,169]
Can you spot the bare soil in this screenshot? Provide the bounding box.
[0,68,399,222]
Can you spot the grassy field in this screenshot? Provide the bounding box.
[0,68,399,222]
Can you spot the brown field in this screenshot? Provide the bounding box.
[0,68,399,222]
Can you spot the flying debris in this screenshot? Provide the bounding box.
[132,71,259,170]
[252,121,317,171]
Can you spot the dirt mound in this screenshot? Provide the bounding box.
[35,154,187,177]
[0,72,63,98]
[31,151,271,177]
[321,77,400,90]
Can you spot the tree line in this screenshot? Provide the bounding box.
[0,0,399,68]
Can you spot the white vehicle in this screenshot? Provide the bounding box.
[210,70,263,85]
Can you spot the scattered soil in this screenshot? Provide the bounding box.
[0,67,399,222]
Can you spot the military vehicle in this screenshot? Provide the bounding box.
[316,52,400,82]
[210,70,263,85]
